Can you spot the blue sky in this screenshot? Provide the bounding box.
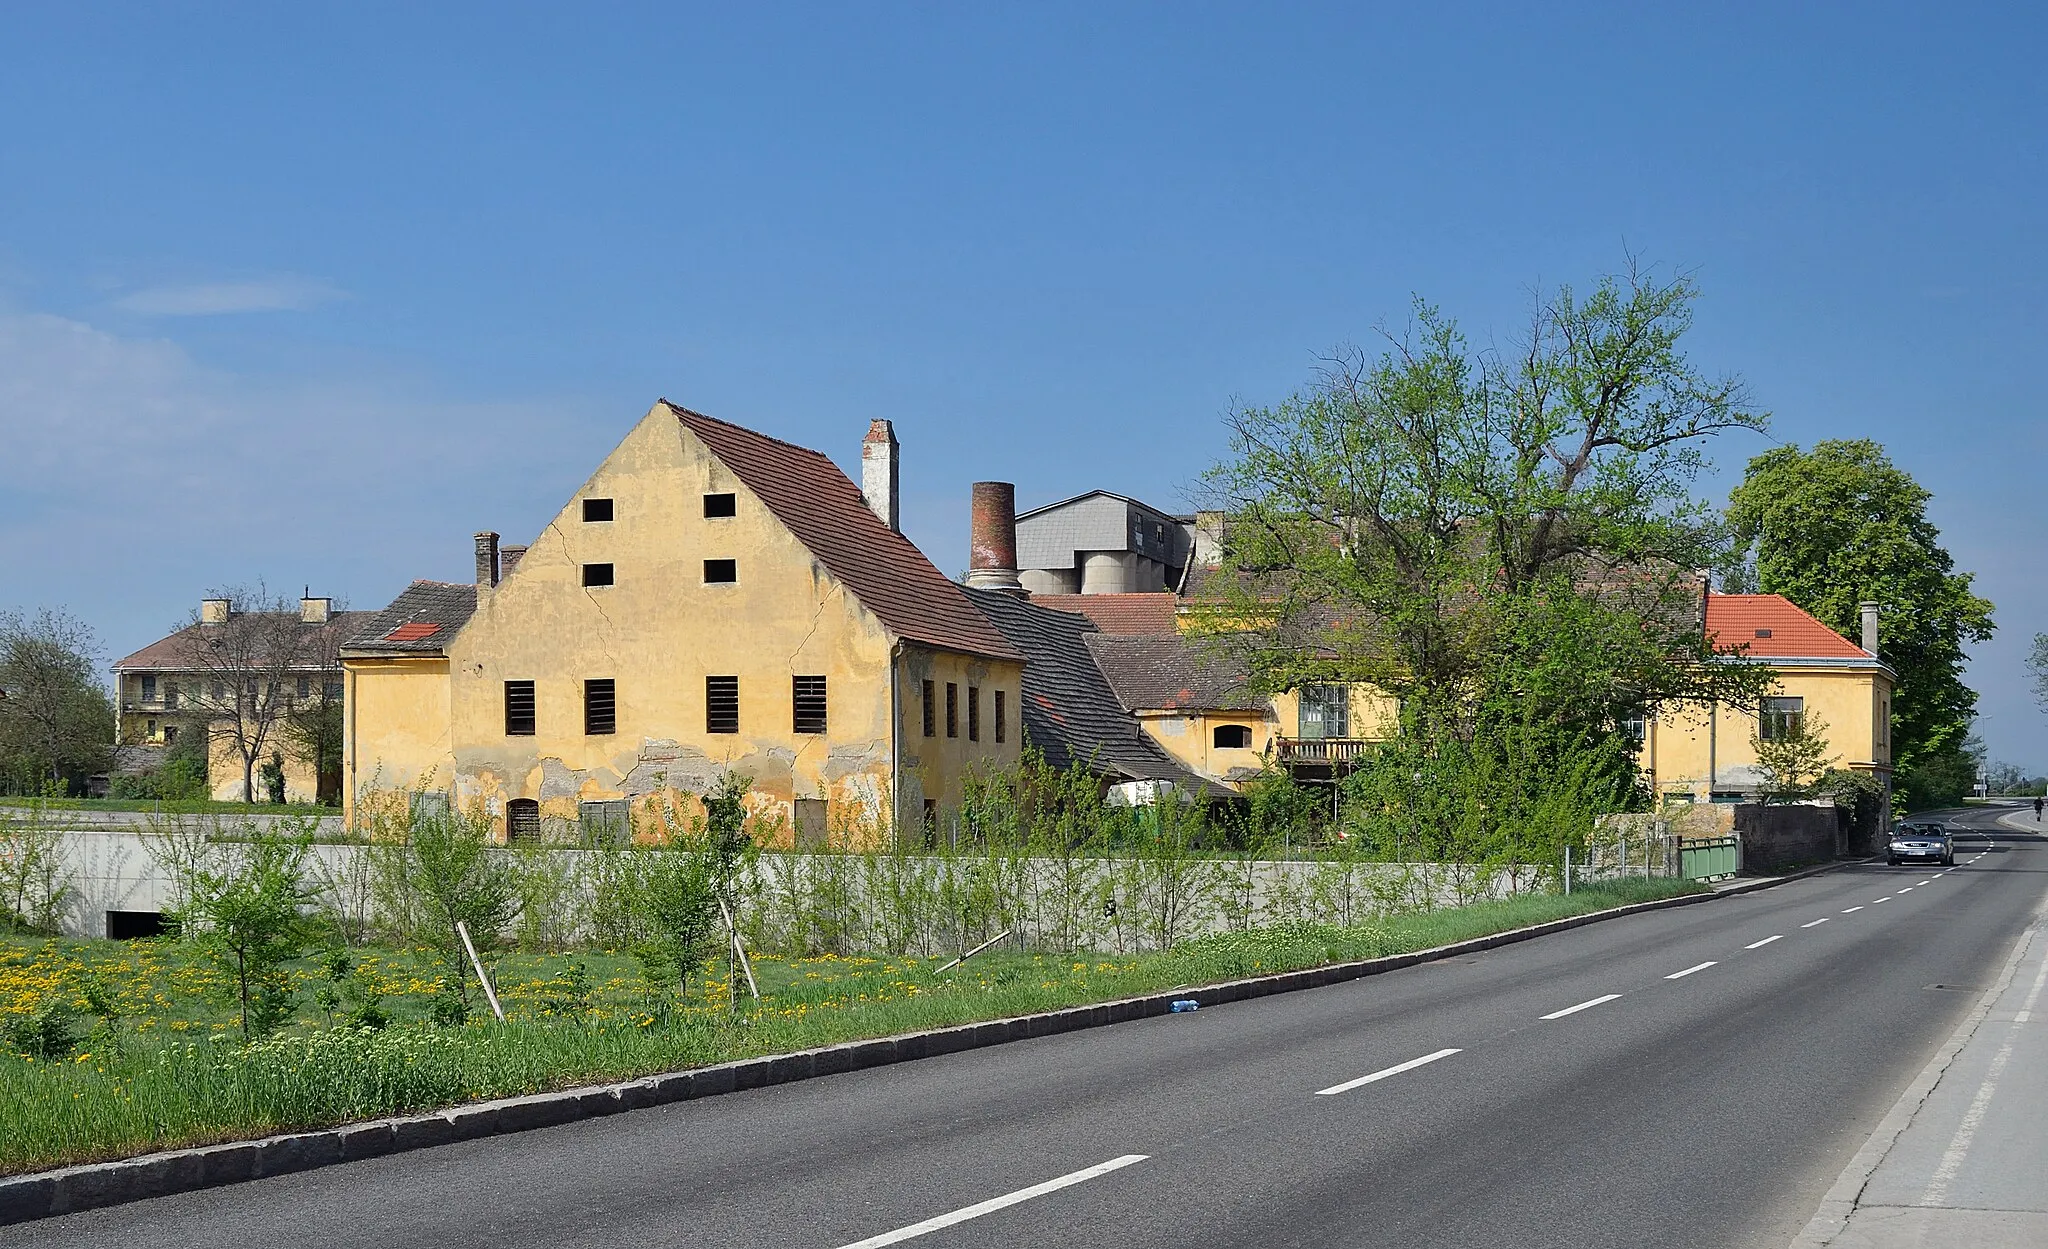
[2,3,2043,767]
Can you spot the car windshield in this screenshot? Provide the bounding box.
[1894,827,1944,839]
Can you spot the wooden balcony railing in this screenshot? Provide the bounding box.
[1275,737,1376,765]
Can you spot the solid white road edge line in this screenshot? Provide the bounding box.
[832,1155,1150,1249]
[1315,1047,1463,1096]
[1666,962,1717,980]
[1745,935,1784,949]
[1540,994,1622,1020]
[1801,918,1830,928]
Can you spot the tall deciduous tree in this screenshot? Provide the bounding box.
[0,609,114,793]
[1200,264,1774,853]
[1725,440,1994,788]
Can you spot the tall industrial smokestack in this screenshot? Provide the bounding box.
[862,420,899,532]
[965,482,1025,595]
[1861,601,1880,655]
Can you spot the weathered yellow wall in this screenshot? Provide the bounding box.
[421,404,1015,843]
[1646,665,1892,799]
[1269,686,1400,741]
[341,657,453,818]
[1137,709,1273,785]
[896,645,1025,825]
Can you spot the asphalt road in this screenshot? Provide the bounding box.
[18,806,2046,1249]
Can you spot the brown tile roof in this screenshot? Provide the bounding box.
[341,581,479,657]
[1707,593,1872,661]
[113,611,376,671]
[1084,633,1267,712]
[668,402,1021,663]
[1029,593,1179,635]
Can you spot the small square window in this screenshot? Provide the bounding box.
[583,563,615,587]
[585,679,617,735]
[703,493,737,518]
[704,559,737,584]
[793,676,828,735]
[583,498,614,522]
[505,680,536,736]
[707,676,739,734]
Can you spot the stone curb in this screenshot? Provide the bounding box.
[0,864,1847,1226]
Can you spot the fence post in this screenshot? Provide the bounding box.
[1563,844,1572,895]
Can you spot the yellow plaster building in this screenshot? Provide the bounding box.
[1642,593,1894,810]
[341,403,1023,843]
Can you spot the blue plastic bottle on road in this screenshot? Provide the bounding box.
[1170,999,1199,1012]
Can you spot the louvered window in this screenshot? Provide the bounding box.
[504,680,536,735]
[707,676,739,734]
[922,680,936,737]
[584,679,617,735]
[507,799,542,844]
[793,677,827,735]
[946,683,958,738]
[995,690,1006,744]
[967,686,981,742]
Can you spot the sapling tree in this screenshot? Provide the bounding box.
[184,832,315,1039]
[402,804,519,1013]
[1750,710,1837,804]
[636,773,755,1000]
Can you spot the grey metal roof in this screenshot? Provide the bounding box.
[1014,490,1192,573]
[961,587,1220,790]
[340,581,479,657]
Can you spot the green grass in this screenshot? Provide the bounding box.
[0,878,1702,1175]
[0,797,335,817]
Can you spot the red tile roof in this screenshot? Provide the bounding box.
[668,403,1022,663]
[1029,593,1180,635]
[384,622,442,642]
[1706,594,1871,660]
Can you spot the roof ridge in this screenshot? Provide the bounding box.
[661,399,841,466]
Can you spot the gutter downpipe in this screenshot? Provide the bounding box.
[889,640,903,848]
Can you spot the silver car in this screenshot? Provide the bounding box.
[1887,823,1954,867]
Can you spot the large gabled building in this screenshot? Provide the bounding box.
[341,401,1023,844]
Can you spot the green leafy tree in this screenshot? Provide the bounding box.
[183,832,315,1039]
[400,804,520,1013]
[1726,441,1994,793]
[1198,263,1772,857]
[636,774,755,1000]
[0,609,114,794]
[1750,709,1837,804]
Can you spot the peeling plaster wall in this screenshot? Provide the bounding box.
[340,657,453,815]
[425,403,1016,843]
[895,644,1024,825]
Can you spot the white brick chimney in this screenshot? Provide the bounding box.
[862,420,899,532]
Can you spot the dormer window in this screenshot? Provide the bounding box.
[583,498,614,522]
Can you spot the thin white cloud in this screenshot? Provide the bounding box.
[112,276,346,316]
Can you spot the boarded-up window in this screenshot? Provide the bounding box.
[703,493,737,518]
[504,680,536,735]
[946,683,958,738]
[707,676,739,734]
[583,563,615,587]
[793,798,828,850]
[922,680,936,737]
[578,798,630,846]
[995,690,1007,744]
[507,798,542,844]
[793,676,827,735]
[967,686,980,742]
[583,497,614,522]
[585,679,617,735]
[704,559,737,583]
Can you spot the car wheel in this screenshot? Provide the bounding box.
[1888,857,1899,866]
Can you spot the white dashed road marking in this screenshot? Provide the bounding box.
[1666,962,1717,980]
[1540,994,1622,1021]
[1315,1048,1463,1096]
[1801,919,1829,928]
[833,1155,1150,1249]
[1745,936,1783,949]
